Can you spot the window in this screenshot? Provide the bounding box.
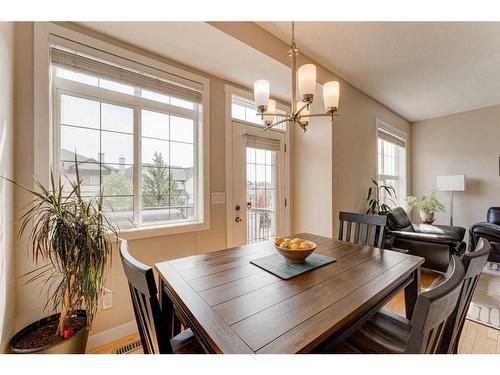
[376,120,407,208]
[51,45,205,230]
[231,95,287,131]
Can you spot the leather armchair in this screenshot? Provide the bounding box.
[469,207,500,263]
[386,207,466,272]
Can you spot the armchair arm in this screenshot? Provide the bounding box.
[412,224,465,242]
[388,229,461,245]
[470,222,500,239]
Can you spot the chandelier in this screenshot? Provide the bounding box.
[253,22,340,132]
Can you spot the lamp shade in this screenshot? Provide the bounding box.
[323,81,340,112]
[263,99,276,124]
[436,175,465,192]
[298,101,310,122]
[298,64,316,99]
[253,79,270,109]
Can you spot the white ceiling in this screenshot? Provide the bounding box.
[257,22,500,122]
[77,22,291,100]
[78,22,500,122]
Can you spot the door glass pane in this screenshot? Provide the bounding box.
[246,146,276,244]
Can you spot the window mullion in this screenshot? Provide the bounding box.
[133,107,141,225]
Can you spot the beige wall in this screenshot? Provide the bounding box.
[211,22,412,235]
[0,22,15,353]
[412,105,500,234]
[10,21,411,347]
[332,77,411,233]
[292,88,333,237]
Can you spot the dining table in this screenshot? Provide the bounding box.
[155,233,424,354]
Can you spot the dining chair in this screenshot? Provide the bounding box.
[338,211,387,248]
[438,238,491,353]
[120,240,204,354]
[322,255,465,354]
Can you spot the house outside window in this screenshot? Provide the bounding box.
[50,45,206,230]
[376,119,407,209]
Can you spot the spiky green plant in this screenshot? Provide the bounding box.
[366,178,397,215]
[4,157,117,337]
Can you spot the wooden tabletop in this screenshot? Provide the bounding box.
[155,233,424,354]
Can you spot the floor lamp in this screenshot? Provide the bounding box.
[436,175,465,226]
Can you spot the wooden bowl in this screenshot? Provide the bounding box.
[275,241,317,264]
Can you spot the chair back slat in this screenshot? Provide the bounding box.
[438,238,491,353]
[120,240,173,354]
[353,222,360,242]
[345,221,352,242]
[405,256,465,353]
[368,224,377,248]
[338,211,387,248]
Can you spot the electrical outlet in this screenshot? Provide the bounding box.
[102,288,113,310]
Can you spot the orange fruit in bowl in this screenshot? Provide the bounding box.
[299,241,312,250]
[279,243,288,249]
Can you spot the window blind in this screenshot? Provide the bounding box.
[377,124,406,148]
[244,134,281,152]
[50,46,203,103]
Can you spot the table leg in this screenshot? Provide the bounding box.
[404,268,421,320]
[159,279,177,340]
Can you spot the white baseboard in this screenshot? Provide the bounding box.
[87,320,138,351]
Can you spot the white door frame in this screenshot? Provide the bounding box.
[224,84,291,248]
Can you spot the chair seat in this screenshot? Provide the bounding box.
[324,308,411,354]
[170,328,204,354]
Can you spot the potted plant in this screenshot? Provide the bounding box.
[366,179,397,248]
[366,179,397,215]
[406,191,445,224]
[6,161,117,353]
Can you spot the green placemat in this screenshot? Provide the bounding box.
[250,253,336,280]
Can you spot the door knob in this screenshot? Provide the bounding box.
[235,216,242,223]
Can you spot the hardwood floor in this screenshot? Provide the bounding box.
[87,269,500,354]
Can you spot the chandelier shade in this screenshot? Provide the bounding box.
[323,81,340,112]
[298,64,317,101]
[264,99,277,124]
[253,79,270,110]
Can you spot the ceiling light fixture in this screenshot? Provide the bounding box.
[254,22,340,132]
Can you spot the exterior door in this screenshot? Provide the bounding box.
[229,122,286,248]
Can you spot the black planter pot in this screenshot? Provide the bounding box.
[9,310,88,354]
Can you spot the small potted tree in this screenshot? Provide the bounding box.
[6,161,117,354]
[366,179,397,248]
[406,191,445,224]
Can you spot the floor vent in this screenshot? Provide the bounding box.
[114,339,142,354]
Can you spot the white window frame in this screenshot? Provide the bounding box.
[224,84,291,246]
[375,119,407,208]
[231,94,287,131]
[34,23,210,240]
